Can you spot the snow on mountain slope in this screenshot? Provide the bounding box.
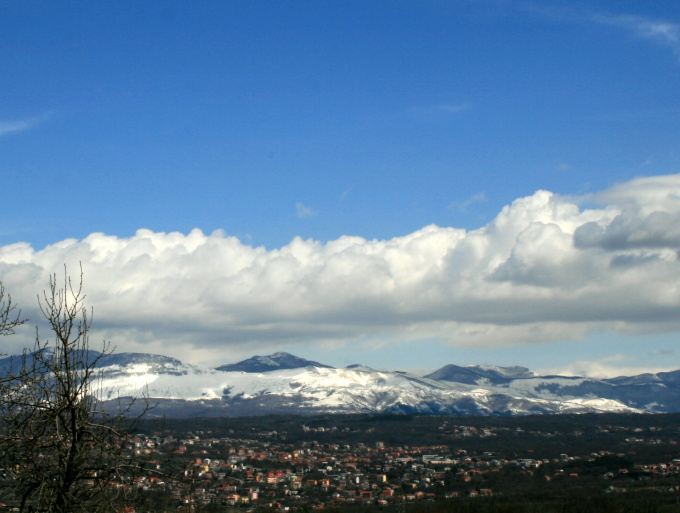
[424,364,535,386]
[91,352,643,416]
[1,350,662,416]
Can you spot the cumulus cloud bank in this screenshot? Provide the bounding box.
[2,174,680,361]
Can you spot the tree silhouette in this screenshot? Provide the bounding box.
[0,267,154,512]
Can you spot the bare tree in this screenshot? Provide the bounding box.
[0,267,154,512]
[0,281,26,337]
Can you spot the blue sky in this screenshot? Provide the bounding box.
[1,1,680,376]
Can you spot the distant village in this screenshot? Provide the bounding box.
[105,417,680,512]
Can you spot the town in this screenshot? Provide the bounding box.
[110,413,680,512]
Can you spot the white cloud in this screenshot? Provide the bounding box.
[541,354,680,379]
[2,174,680,362]
[0,112,52,137]
[575,175,680,250]
[622,16,679,46]
[524,7,680,62]
[448,191,487,212]
[296,202,318,219]
[593,13,680,60]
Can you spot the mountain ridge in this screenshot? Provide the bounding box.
[3,350,678,418]
[215,352,332,373]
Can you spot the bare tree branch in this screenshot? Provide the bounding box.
[0,266,158,512]
[0,281,26,337]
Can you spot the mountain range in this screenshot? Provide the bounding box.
[3,351,678,417]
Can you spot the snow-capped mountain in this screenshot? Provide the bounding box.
[424,364,536,385]
[5,351,679,417]
[215,352,332,373]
